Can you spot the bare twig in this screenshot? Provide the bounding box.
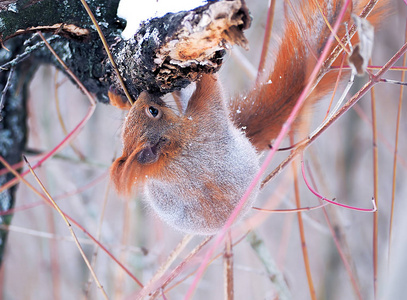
[247,231,291,300]
[78,0,134,105]
[53,69,85,160]
[0,156,143,287]
[320,0,380,76]
[256,0,276,82]
[137,234,194,299]
[149,236,213,299]
[388,20,407,264]
[224,232,234,300]
[84,182,111,298]
[23,156,109,300]
[305,159,363,300]
[370,66,379,300]
[291,136,316,300]
[0,36,57,70]
[379,78,407,86]
[0,32,96,192]
[252,201,330,213]
[262,41,407,188]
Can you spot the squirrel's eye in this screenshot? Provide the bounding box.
[145,106,161,119]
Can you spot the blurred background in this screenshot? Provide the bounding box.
[1,0,407,299]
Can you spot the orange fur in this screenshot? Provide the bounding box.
[109,0,388,234]
[230,0,388,151]
[110,92,185,194]
[108,90,132,110]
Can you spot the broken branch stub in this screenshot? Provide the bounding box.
[110,0,251,101]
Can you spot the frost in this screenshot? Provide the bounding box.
[7,3,18,13]
[151,28,160,44]
[98,21,109,28]
[267,79,272,84]
[188,116,193,120]
[236,109,241,114]
[60,43,72,63]
[95,6,102,17]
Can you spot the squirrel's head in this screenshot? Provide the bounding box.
[110,92,183,194]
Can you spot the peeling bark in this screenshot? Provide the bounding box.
[110,0,251,99]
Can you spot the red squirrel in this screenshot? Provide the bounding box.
[109,0,386,235]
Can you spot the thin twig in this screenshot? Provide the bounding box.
[0,171,108,217]
[23,156,109,300]
[313,0,351,56]
[0,36,58,70]
[320,0,380,76]
[161,233,248,297]
[256,0,276,82]
[224,232,234,300]
[149,236,213,298]
[351,103,407,170]
[0,156,143,287]
[252,201,330,213]
[323,54,347,122]
[79,0,134,105]
[0,224,145,255]
[305,160,363,300]
[53,69,85,160]
[291,136,316,300]
[114,196,131,299]
[301,155,376,212]
[331,65,407,71]
[247,231,291,300]
[0,32,96,192]
[388,19,407,264]
[84,181,111,298]
[47,199,61,300]
[137,234,194,299]
[379,78,407,86]
[370,63,379,300]
[262,41,407,188]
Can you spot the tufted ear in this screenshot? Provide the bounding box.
[108,88,132,110]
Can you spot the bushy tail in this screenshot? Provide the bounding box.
[230,0,387,151]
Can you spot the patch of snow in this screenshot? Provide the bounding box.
[118,0,207,39]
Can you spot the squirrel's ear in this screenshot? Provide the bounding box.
[108,88,132,110]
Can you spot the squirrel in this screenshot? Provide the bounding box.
[109,0,387,235]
